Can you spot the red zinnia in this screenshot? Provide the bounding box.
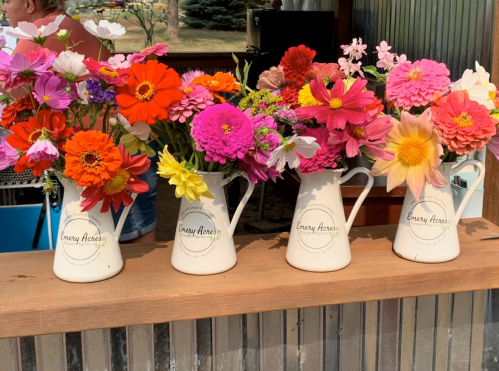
[7,110,73,176]
[80,147,151,213]
[278,83,301,109]
[1,94,37,130]
[280,45,316,86]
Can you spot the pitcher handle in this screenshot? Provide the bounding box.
[339,167,374,234]
[114,193,138,242]
[450,159,485,221]
[221,172,256,238]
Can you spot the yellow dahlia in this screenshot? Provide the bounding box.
[372,109,446,200]
[298,84,321,107]
[157,149,214,203]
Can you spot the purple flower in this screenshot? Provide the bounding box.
[191,103,254,164]
[33,74,72,110]
[0,137,19,170]
[85,78,117,105]
[26,137,59,163]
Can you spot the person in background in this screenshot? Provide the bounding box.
[2,0,159,244]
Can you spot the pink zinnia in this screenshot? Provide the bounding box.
[0,136,19,170]
[83,58,129,86]
[27,47,57,66]
[257,66,287,91]
[191,103,254,164]
[328,116,395,160]
[295,77,374,130]
[127,43,169,64]
[181,70,205,84]
[297,127,342,174]
[431,91,498,155]
[386,59,450,110]
[33,74,72,110]
[26,137,59,163]
[167,84,213,123]
[306,62,345,84]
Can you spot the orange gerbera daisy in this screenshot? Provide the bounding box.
[64,130,123,187]
[7,110,73,176]
[116,60,183,125]
[1,93,37,130]
[191,71,241,103]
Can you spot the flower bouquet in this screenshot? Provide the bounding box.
[363,41,498,262]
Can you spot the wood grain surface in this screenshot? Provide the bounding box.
[0,218,498,339]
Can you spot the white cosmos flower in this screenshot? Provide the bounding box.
[267,135,321,172]
[451,69,491,108]
[6,15,65,40]
[83,20,126,40]
[117,113,151,141]
[52,51,89,81]
[77,81,89,104]
[476,61,497,108]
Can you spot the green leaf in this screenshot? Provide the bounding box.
[232,52,239,65]
[362,66,379,78]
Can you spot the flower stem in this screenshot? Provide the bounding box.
[207,161,215,172]
[163,120,180,155]
[150,132,165,149]
[98,41,103,62]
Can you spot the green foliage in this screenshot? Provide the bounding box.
[180,0,247,31]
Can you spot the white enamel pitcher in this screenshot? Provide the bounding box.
[287,168,374,272]
[172,172,255,275]
[393,160,485,263]
[53,177,136,282]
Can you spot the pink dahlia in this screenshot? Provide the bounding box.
[328,116,394,160]
[295,77,374,130]
[431,91,498,155]
[168,84,214,123]
[257,65,287,91]
[306,62,345,85]
[297,127,342,174]
[0,136,19,170]
[181,70,205,84]
[386,59,450,110]
[191,103,254,164]
[127,43,169,64]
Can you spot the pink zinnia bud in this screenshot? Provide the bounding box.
[0,137,19,170]
[27,137,59,163]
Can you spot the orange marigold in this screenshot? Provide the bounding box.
[1,94,37,130]
[116,60,183,125]
[64,130,123,187]
[191,72,241,103]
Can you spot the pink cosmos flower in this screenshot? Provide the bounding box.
[33,74,72,110]
[257,65,287,91]
[297,127,342,174]
[375,41,392,59]
[306,62,345,84]
[328,116,394,160]
[83,57,128,86]
[386,59,450,110]
[108,54,130,69]
[488,135,499,161]
[181,70,205,84]
[26,137,59,162]
[1,53,53,91]
[127,43,169,64]
[0,137,19,170]
[295,77,374,130]
[191,103,254,164]
[168,84,213,123]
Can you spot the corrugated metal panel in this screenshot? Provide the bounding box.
[352,0,496,81]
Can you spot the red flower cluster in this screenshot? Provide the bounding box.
[280,45,316,86]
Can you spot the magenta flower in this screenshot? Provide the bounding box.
[488,136,499,161]
[1,53,53,91]
[181,70,205,84]
[168,84,213,123]
[0,137,19,170]
[295,77,374,130]
[297,127,342,174]
[0,36,6,48]
[33,74,72,110]
[328,116,394,160]
[191,103,254,164]
[27,137,59,163]
[128,43,169,64]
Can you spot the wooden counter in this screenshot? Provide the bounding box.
[1,218,498,339]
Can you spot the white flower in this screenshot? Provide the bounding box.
[52,51,89,81]
[117,113,151,141]
[452,69,492,108]
[56,29,70,41]
[77,81,89,104]
[267,135,321,172]
[83,20,125,40]
[6,15,65,40]
[476,61,497,108]
[108,54,130,69]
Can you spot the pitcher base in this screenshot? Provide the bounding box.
[53,265,123,283]
[171,260,237,275]
[393,247,460,263]
[286,258,351,273]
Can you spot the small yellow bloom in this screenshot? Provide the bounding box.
[491,112,499,121]
[298,84,321,107]
[72,14,80,21]
[157,149,214,203]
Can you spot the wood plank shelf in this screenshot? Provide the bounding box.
[1,218,498,339]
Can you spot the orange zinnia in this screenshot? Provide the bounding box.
[1,93,37,130]
[116,60,183,125]
[64,130,123,187]
[191,72,241,103]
